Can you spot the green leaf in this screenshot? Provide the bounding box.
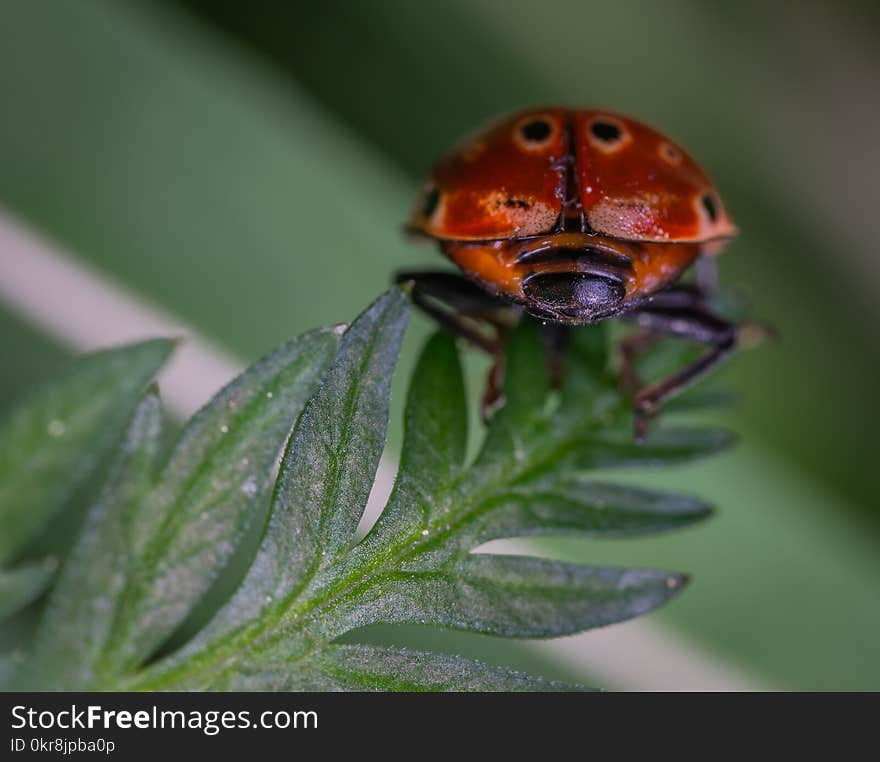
[143,289,409,677]
[366,332,468,543]
[12,390,163,690]
[0,558,57,621]
[339,554,687,639]
[7,291,730,692]
[468,479,714,544]
[279,288,409,562]
[473,322,552,473]
[574,427,737,469]
[560,323,611,404]
[0,339,173,565]
[218,644,584,691]
[663,386,737,413]
[99,327,340,676]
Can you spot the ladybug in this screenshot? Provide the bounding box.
[398,107,755,440]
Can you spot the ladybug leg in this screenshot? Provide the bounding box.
[632,334,736,443]
[619,283,713,395]
[618,330,659,395]
[394,271,515,420]
[624,302,739,442]
[481,352,507,422]
[394,271,514,349]
[540,322,571,389]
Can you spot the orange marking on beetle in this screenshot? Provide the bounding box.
[460,139,487,162]
[659,141,683,166]
[571,109,737,243]
[442,233,704,313]
[512,113,561,153]
[413,108,568,240]
[586,115,633,155]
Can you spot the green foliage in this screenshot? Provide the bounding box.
[0,339,173,565]
[4,288,728,691]
[0,340,173,623]
[0,558,57,620]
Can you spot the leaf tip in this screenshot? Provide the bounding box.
[143,335,180,357]
[711,427,739,452]
[686,500,716,524]
[664,572,690,595]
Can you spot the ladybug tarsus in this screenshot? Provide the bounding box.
[621,284,739,441]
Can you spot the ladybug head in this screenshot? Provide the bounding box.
[522,270,626,323]
[515,237,632,323]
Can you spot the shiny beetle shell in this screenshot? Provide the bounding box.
[409,108,737,323]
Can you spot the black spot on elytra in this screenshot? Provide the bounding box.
[701,192,718,222]
[520,119,552,142]
[591,121,622,143]
[422,187,440,217]
[505,197,530,209]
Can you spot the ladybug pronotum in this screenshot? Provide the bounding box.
[398,107,753,440]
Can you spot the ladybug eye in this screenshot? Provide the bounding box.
[520,119,552,142]
[701,192,718,223]
[422,187,441,218]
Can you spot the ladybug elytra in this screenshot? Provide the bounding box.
[397,107,755,440]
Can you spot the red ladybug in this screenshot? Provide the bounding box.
[398,107,754,440]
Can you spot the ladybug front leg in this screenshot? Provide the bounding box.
[394,271,513,351]
[624,296,767,442]
[618,284,718,397]
[618,329,659,396]
[631,326,736,443]
[394,271,515,418]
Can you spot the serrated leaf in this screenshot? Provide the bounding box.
[284,289,409,560]
[9,292,731,692]
[0,558,57,621]
[132,310,719,692]
[337,554,687,639]
[12,391,163,690]
[314,644,583,691]
[217,644,584,691]
[574,426,736,469]
[468,479,714,544]
[150,289,409,671]
[0,339,173,564]
[99,327,340,676]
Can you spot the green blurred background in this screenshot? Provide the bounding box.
[1,0,878,689]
